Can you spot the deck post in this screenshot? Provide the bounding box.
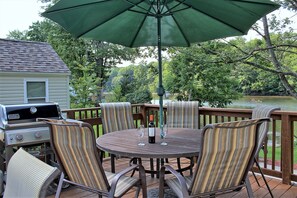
[281,113,292,184]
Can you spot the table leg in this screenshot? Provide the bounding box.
[150,158,155,178]
[156,158,160,178]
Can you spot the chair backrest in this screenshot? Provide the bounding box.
[100,102,135,133]
[167,101,199,129]
[190,118,269,195]
[47,120,110,192]
[252,105,280,154]
[4,148,60,198]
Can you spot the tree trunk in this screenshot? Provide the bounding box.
[95,57,104,105]
[262,16,297,98]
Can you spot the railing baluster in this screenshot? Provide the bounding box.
[272,120,276,170]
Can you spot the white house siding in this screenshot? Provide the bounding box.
[48,75,70,110]
[0,72,70,110]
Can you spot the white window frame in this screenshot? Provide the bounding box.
[24,79,49,103]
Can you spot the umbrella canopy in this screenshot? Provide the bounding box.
[42,0,279,131]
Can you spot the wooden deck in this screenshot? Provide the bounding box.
[48,158,297,198]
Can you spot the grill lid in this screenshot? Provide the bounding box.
[0,103,62,128]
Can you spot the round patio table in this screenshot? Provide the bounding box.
[96,128,201,177]
[96,128,201,158]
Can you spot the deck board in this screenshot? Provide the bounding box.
[47,158,297,198]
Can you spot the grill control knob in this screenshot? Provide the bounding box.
[35,132,42,139]
[16,134,23,142]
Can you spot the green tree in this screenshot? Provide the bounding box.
[227,37,288,96]
[219,1,297,98]
[166,42,240,107]
[6,30,27,40]
[106,65,153,104]
[71,56,100,108]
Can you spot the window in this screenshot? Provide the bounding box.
[24,79,48,103]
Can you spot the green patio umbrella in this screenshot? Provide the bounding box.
[42,0,279,134]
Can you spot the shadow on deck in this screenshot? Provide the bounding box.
[47,157,297,198]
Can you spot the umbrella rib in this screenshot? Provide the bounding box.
[125,0,156,15]
[76,3,141,38]
[129,8,152,47]
[164,5,190,46]
[43,0,111,14]
[127,0,165,47]
[160,0,171,13]
[126,0,191,17]
[162,0,188,15]
[229,0,278,18]
[163,6,191,15]
[177,1,246,34]
[230,0,279,7]
[145,0,158,14]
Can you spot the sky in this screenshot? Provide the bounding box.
[1,0,296,38]
[0,0,296,66]
[0,0,43,38]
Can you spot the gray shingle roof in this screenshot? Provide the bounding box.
[0,39,70,74]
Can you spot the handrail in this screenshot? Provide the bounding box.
[62,104,296,184]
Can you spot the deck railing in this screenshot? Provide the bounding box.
[62,104,297,184]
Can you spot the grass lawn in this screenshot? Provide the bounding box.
[259,145,297,165]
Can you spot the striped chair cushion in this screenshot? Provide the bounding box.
[165,119,260,196]
[191,119,258,194]
[100,102,135,133]
[51,123,109,191]
[105,172,138,197]
[252,105,280,153]
[167,101,199,129]
[50,121,142,197]
[165,176,192,198]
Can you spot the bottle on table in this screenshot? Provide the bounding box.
[148,115,156,144]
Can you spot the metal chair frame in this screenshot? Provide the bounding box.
[159,118,269,198]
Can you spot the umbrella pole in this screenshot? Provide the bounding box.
[157,9,164,134]
[157,37,164,130]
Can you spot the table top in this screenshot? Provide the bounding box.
[96,128,201,159]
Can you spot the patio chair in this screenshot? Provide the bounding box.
[100,102,136,173]
[3,147,60,198]
[46,119,147,198]
[167,101,199,129]
[166,101,199,175]
[159,118,269,198]
[251,105,280,197]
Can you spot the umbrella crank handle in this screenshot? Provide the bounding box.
[157,86,165,96]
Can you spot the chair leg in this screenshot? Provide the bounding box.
[254,159,274,198]
[131,158,142,177]
[138,165,147,198]
[158,167,165,198]
[245,177,253,198]
[134,183,141,198]
[55,172,65,198]
[252,169,261,187]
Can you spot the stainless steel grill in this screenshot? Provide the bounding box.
[0,103,63,171]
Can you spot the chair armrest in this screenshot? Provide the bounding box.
[109,164,144,196]
[160,165,190,198]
